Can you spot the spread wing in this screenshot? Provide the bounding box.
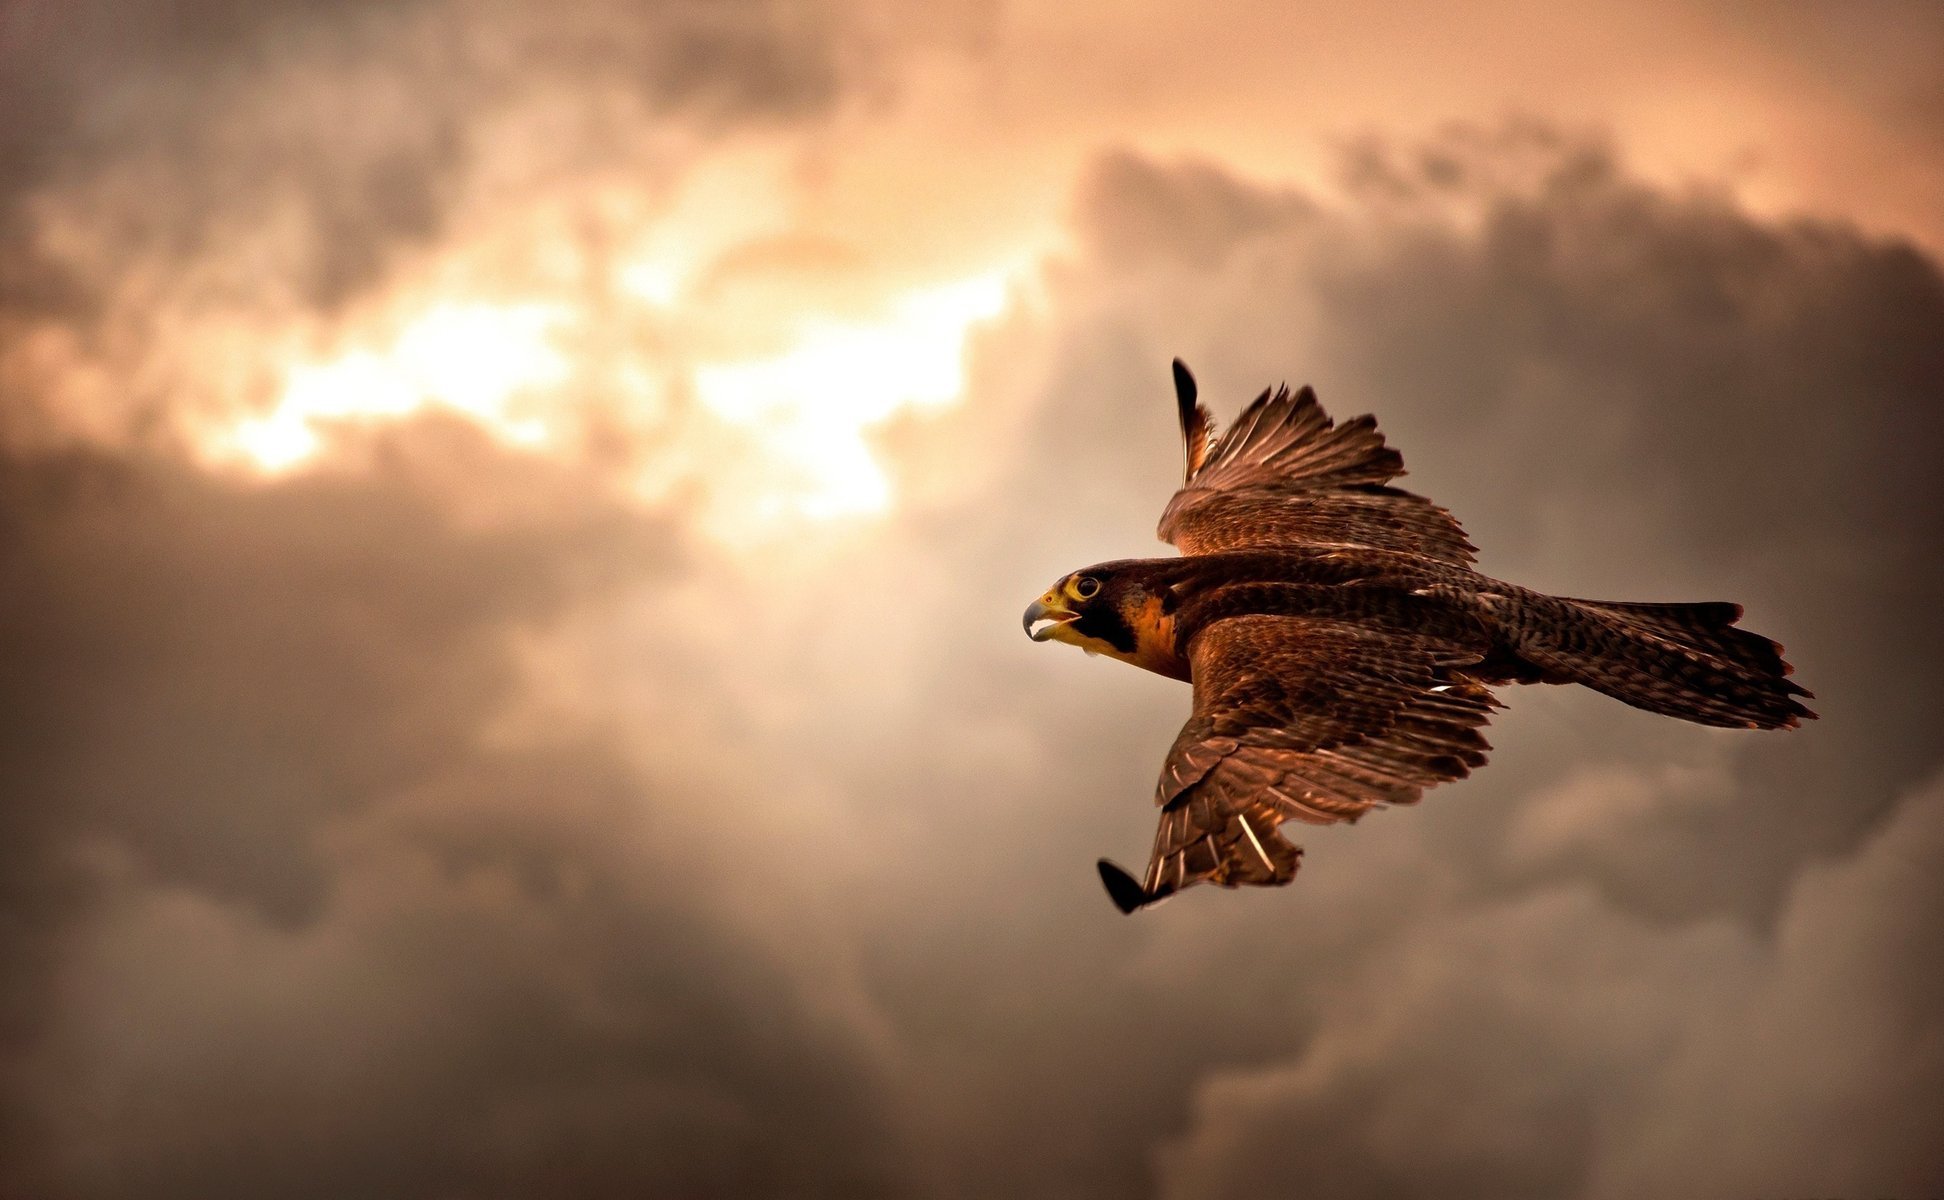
[1098,614,1500,913]
[1157,361,1476,564]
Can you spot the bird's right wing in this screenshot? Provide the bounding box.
[1098,613,1499,913]
[1157,361,1476,564]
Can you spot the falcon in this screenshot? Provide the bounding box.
[1023,361,1814,914]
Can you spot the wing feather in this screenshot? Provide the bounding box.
[1173,358,1217,481]
[1117,614,1497,909]
[1158,370,1475,564]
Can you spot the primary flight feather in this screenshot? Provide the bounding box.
[1023,361,1814,914]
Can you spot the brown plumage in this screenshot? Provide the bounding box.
[1023,360,1814,913]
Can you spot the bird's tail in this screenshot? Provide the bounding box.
[1518,596,1816,729]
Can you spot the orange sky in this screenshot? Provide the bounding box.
[2,2,1941,1196]
[7,0,1940,540]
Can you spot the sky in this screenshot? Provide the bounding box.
[2,1,1942,1196]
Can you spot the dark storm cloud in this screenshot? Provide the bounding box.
[1302,126,1944,921]
[0,0,851,326]
[0,423,650,922]
[867,124,1944,1195]
[0,425,908,1198]
[1043,127,1944,924]
[0,2,905,1192]
[1154,773,1944,1200]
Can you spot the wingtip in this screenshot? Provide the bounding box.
[1171,359,1197,410]
[1097,859,1150,914]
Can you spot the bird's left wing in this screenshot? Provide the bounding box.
[1158,360,1476,564]
[1098,613,1500,913]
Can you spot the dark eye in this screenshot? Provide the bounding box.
[1074,576,1100,599]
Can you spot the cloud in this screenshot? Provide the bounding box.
[873,123,1944,1191]
[0,0,867,457]
[1156,771,1944,1200]
[1,82,1941,1200]
[977,124,1944,929]
[0,428,908,1196]
[0,0,852,222]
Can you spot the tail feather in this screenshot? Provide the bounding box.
[1521,597,1816,730]
[1567,598,1809,690]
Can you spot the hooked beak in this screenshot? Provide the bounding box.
[1023,593,1076,642]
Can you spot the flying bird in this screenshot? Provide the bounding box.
[1023,361,1814,914]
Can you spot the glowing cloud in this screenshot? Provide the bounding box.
[223,302,569,471]
[691,270,1011,521]
[204,254,1015,542]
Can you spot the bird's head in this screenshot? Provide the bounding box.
[1022,562,1189,680]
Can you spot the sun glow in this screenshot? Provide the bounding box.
[208,246,1016,536]
[224,302,569,470]
[690,271,1011,520]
